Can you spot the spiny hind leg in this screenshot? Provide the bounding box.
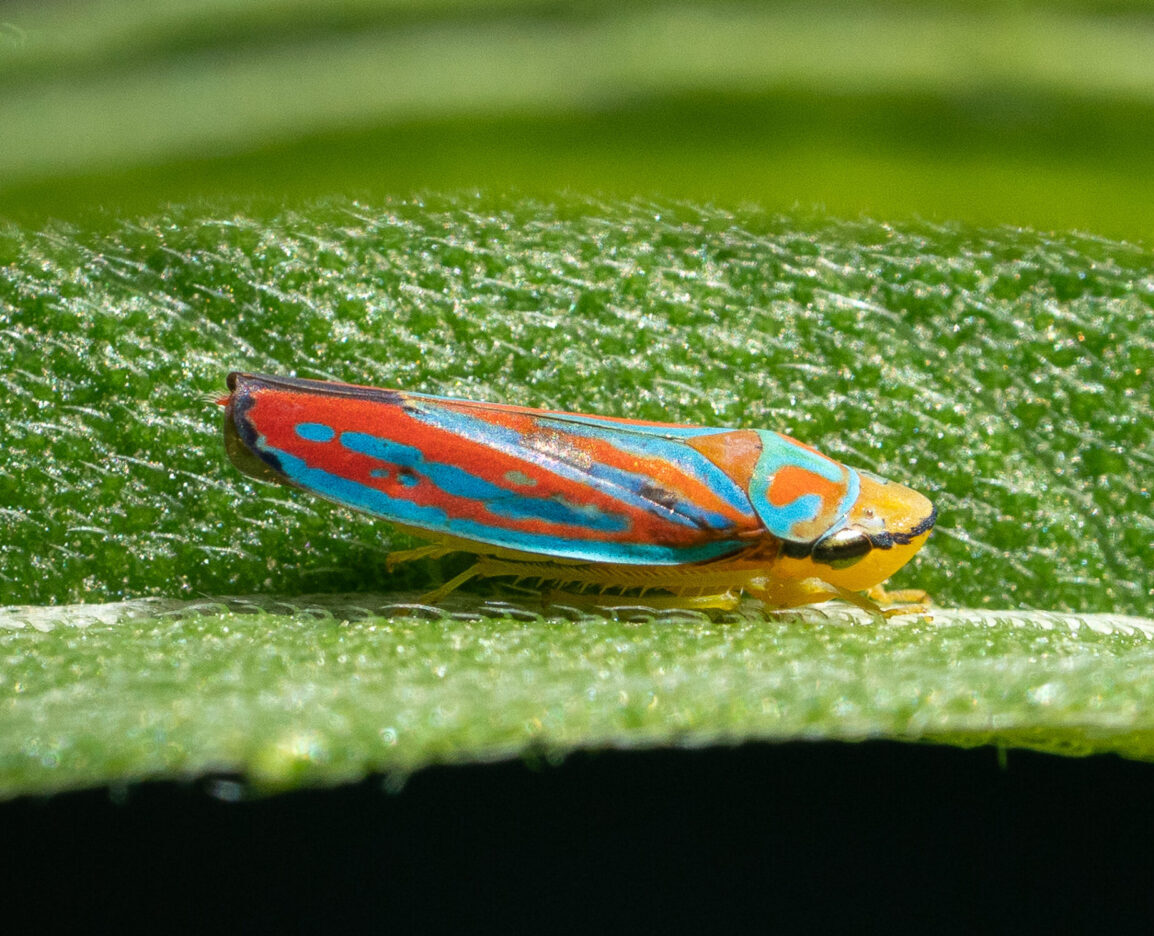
[418,563,483,604]
[542,587,743,612]
[419,556,746,611]
[386,543,457,572]
[418,555,561,604]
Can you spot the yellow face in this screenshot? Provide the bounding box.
[774,472,935,592]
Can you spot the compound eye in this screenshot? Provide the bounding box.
[811,528,872,568]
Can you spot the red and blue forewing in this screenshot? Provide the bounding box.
[225,373,861,564]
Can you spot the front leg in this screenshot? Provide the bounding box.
[866,585,931,619]
[749,577,921,620]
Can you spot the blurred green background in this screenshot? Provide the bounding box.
[3,0,1154,238]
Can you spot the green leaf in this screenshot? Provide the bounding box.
[2,196,1153,797]
[2,597,1153,797]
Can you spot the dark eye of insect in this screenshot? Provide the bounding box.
[812,529,872,568]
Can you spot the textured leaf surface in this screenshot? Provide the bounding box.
[1,197,1152,796]
[3,597,1154,796]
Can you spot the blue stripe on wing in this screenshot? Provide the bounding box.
[340,431,631,533]
[262,445,745,565]
[405,402,757,535]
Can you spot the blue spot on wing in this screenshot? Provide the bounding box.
[296,422,335,442]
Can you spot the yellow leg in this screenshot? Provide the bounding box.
[868,585,929,604]
[419,555,565,603]
[745,577,931,620]
[385,544,455,572]
[751,578,919,620]
[419,562,485,603]
[542,587,743,612]
[866,585,932,619]
[411,551,929,621]
[419,555,747,611]
[749,577,851,612]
